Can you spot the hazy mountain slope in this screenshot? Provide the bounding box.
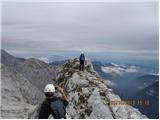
[17,58,56,92]
[133,74,159,89]
[1,49,57,92]
[1,49,24,68]
[143,81,159,97]
[136,81,159,119]
[1,50,58,118]
[1,64,38,118]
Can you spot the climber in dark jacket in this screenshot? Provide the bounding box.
[38,84,69,119]
[79,52,85,71]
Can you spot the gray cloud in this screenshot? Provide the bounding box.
[2,2,158,59]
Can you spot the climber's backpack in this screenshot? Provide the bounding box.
[50,96,68,119]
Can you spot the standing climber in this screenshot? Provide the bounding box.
[38,84,69,119]
[79,52,85,71]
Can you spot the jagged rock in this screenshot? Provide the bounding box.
[65,73,87,93]
[87,87,113,119]
[82,88,90,97]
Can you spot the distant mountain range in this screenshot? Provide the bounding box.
[49,60,67,68]
[38,55,66,63]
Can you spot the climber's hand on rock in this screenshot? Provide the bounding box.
[57,86,64,94]
[57,86,69,102]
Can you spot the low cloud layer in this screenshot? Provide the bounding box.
[101,63,138,76]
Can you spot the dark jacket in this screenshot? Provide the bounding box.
[79,54,85,61]
[38,96,68,119]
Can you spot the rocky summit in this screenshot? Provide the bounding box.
[1,50,147,119]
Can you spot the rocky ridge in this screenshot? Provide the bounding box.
[29,58,147,119]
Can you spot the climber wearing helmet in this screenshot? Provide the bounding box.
[38,84,69,119]
[79,52,85,71]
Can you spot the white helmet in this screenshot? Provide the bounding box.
[44,84,55,93]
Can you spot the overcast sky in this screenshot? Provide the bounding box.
[2,1,158,59]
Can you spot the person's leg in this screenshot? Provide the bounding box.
[82,60,84,71]
[80,60,82,71]
[79,60,81,71]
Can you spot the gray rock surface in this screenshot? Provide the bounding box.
[1,50,57,118]
[1,64,37,118]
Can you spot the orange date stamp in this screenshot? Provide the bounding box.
[110,100,150,106]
